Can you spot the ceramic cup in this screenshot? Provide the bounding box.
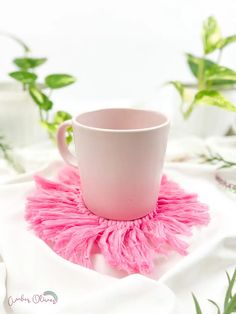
[57,108,170,220]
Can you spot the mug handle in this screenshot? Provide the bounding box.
[57,120,77,167]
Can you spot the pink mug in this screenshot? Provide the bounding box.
[57,108,170,220]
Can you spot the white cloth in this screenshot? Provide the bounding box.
[0,138,236,314]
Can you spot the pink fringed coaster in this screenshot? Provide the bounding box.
[25,166,210,274]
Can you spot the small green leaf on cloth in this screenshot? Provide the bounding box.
[192,294,203,314]
[224,269,236,310]
[224,295,236,314]
[208,299,220,314]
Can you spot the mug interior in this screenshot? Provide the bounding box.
[76,108,168,131]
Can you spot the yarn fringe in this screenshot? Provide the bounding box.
[25,166,209,274]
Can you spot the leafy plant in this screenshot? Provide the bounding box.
[0,135,25,173]
[1,32,76,143]
[170,16,236,119]
[192,268,236,314]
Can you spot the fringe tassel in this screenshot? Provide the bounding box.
[25,166,210,274]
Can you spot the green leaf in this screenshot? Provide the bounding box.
[41,121,57,133]
[208,80,236,88]
[41,119,73,144]
[66,131,73,144]
[205,64,236,83]
[9,71,37,84]
[224,294,236,314]
[217,35,236,49]
[14,57,47,70]
[170,81,184,98]
[193,90,236,112]
[202,16,222,54]
[208,299,220,314]
[186,54,216,78]
[41,121,57,143]
[184,89,236,119]
[192,294,203,314]
[53,111,72,124]
[224,269,236,310]
[53,111,73,143]
[226,271,233,296]
[45,74,76,89]
[29,85,53,111]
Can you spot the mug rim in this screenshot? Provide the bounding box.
[72,108,170,133]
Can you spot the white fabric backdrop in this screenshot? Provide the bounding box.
[0,138,236,314]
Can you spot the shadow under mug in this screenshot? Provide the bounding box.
[57,108,170,220]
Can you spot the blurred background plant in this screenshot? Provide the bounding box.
[0,33,76,171]
[4,33,76,142]
[170,16,236,120]
[192,268,236,314]
[0,32,76,144]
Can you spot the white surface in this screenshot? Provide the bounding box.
[0,139,236,313]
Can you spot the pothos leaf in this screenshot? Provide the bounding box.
[53,111,72,124]
[217,35,236,49]
[53,111,73,144]
[226,272,233,298]
[42,117,73,144]
[193,90,236,112]
[186,54,216,79]
[40,121,57,134]
[192,294,203,314]
[9,71,37,84]
[29,85,53,111]
[202,16,222,54]
[183,89,236,120]
[205,64,236,83]
[14,57,47,70]
[45,74,76,89]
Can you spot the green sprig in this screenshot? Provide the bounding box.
[199,148,236,169]
[192,268,236,314]
[0,135,25,173]
[7,37,76,143]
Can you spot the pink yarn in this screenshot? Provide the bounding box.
[25,166,210,274]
